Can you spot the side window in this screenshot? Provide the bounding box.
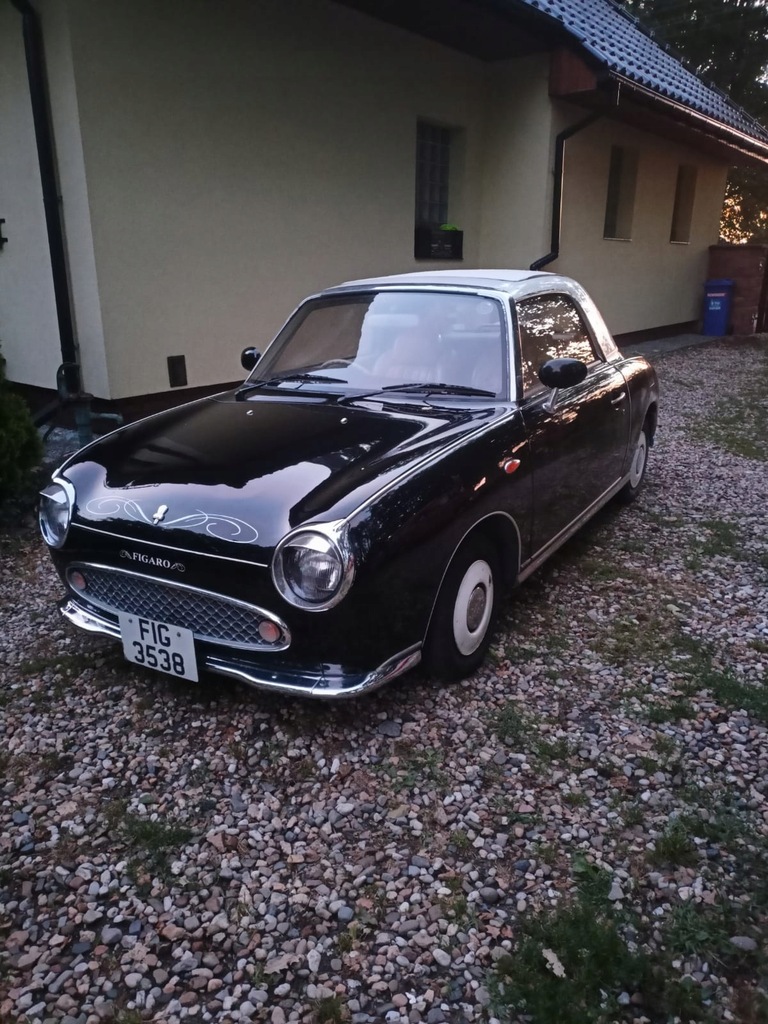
[516,295,598,394]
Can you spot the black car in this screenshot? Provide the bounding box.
[39,270,658,697]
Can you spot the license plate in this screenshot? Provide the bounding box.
[119,613,198,682]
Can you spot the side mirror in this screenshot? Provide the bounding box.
[241,347,261,372]
[538,357,588,390]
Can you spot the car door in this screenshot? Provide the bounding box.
[514,293,630,556]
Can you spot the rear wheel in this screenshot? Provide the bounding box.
[617,424,650,504]
[423,536,499,681]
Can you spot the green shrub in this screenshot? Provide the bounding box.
[0,347,42,501]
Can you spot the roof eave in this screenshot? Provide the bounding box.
[607,73,768,167]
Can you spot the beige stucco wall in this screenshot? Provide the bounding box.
[550,113,728,334]
[0,3,61,388]
[478,55,553,267]
[60,0,498,399]
[9,0,734,399]
[40,1,110,397]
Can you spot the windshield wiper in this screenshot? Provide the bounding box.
[234,372,346,400]
[379,382,497,398]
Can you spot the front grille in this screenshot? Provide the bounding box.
[69,564,289,651]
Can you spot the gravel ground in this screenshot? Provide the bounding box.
[1,340,767,1024]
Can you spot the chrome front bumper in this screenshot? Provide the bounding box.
[59,599,421,699]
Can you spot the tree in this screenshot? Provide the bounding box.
[623,0,768,240]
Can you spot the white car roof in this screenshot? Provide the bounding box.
[325,268,593,299]
[321,269,620,360]
[325,268,559,299]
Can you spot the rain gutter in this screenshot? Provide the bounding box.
[10,0,81,400]
[606,72,768,165]
[530,112,601,272]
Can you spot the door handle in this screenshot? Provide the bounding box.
[611,393,626,405]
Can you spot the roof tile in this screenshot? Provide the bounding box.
[516,0,768,143]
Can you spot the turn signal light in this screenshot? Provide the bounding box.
[258,621,281,644]
[70,570,87,591]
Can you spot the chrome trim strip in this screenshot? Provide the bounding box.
[208,645,422,700]
[61,600,121,639]
[73,524,270,568]
[65,562,291,651]
[59,597,420,700]
[517,475,625,583]
[271,521,356,612]
[39,476,76,549]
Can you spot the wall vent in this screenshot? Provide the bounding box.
[167,355,187,388]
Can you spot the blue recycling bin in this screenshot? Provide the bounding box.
[703,279,733,336]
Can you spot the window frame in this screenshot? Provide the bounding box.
[603,145,639,241]
[415,121,452,229]
[512,292,604,399]
[670,164,697,244]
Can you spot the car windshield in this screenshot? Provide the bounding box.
[245,291,507,398]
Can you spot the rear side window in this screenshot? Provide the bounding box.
[515,294,598,394]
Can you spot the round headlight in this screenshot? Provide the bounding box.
[272,528,354,610]
[39,479,75,548]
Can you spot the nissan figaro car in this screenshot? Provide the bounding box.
[39,270,658,698]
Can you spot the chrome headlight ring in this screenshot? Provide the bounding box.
[39,477,76,549]
[271,521,355,612]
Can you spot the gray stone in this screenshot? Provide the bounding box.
[378,720,402,738]
[432,948,451,967]
[729,936,758,952]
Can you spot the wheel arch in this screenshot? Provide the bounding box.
[423,510,521,642]
[644,401,658,445]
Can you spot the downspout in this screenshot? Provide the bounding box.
[10,0,81,400]
[530,112,601,271]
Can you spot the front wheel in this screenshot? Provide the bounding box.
[423,537,499,681]
[616,425,650,504]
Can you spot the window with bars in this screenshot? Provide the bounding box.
[415,122,451,228]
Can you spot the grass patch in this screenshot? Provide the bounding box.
[312,995,347,1024]
[450,828,473,853]
[690,348,768,460]
[100,799,192,881]
[647,818,698,868]
[578,557,644,583]
[488,859,709,1023]
[645,698,696,723]
[375,743,448,790]
[491,700,534,747]
[18,651,91,679]
[594,614,678,667]
[536,736,573,762]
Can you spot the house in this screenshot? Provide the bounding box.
[2,0,768,411]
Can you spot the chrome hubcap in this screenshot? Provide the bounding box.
[452,558,494,656]
[629,434,647,487]
[466,585,487,632]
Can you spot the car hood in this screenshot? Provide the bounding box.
[62,390,506,559]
